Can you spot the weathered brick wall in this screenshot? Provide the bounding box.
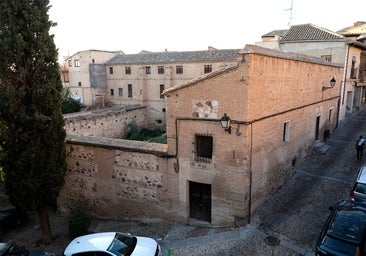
[164,45,342,226]
[64,105,147,138]
[58,135,184,222]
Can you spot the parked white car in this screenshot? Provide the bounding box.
[64,232,162,256]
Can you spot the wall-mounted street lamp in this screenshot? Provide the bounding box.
[322,77,336,91]
[220,113,232,134]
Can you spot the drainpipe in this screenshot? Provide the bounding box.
[248,123,253,224]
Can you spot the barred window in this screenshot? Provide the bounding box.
[195,135,213,162]
[125,67,131,74]
[204,65,212,74]
[158,66,165,74]
[176,65,183,74]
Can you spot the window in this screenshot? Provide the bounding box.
[158,66,165,74]
[125,67,131,74]
[321,55,332,62]
[109,67,113,74]
[145,66,151,74]
[329,108,334,122]
[78,82,81,87]
[160,84,165,98]
[350,56,357,79]
[110,89,114,96]
[283,121,290,142]
[68,60,72,67]
[92,59,95,63]
[176,65,183,74]
[204,65,212,74]
[195,135,213,162]
[128,84,132,97]
[118,88,123,97]
[74,59,80,67]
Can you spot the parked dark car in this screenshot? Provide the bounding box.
[0,243,50,256]
[351,165,366,206]
[316,200,366,256]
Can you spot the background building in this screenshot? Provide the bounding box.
[61,50,123,106]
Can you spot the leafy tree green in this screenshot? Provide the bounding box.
[61,87,82,114]
[0,0,66,243]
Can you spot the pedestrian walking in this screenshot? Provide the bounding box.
[356,136,366,160]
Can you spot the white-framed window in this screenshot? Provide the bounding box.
[145,66,151,74]
[74,59,80,67]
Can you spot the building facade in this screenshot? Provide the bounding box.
[104,48,240,128]
[257,23,366,126]
[162,45,342,226]
[61,50,123,106]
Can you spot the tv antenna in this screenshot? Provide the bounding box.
[284,0,294,26]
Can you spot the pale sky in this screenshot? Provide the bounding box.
[48,0,366,62]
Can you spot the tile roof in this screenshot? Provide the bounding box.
[162,63,238,95]
[280,24,345,42]
[337,21,366,36]
[262,29,288,37]
[106,49,240,64]
[241,44,342,67]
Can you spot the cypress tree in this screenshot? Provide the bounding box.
[0,0,66,243]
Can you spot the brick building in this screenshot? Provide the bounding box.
[257,23,366,125]
[162,45,342,226]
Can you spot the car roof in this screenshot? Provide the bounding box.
[64,232,117,255]
[327,203,366,244]
[357,166,366,184]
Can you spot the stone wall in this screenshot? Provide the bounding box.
[64,105,147,138]
[59,135,183,223]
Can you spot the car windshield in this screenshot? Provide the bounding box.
[107,233,136,256]
[327,210,366,244]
